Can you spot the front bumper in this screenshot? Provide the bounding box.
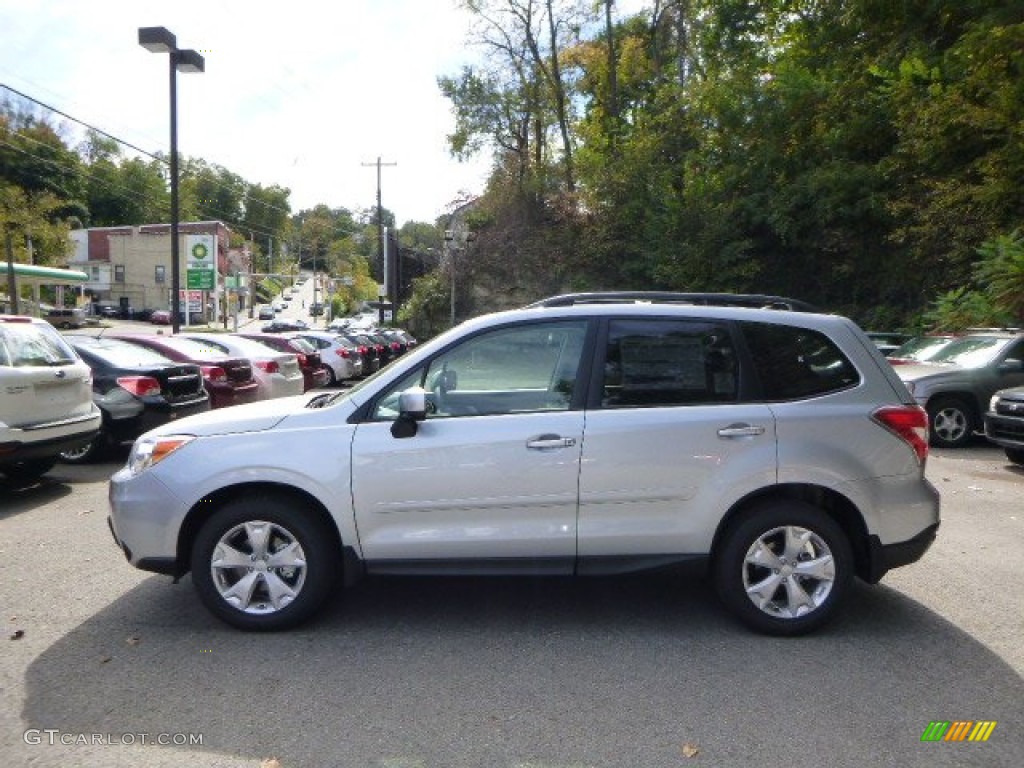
[983,411,1024,450]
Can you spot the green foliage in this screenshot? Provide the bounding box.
[397,272,450,339]
[921,287,1006,331]
[973,230,1024,323]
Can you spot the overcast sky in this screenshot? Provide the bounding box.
[1,0,649,227]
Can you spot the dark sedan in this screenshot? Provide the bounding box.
[60,335,210,463]
[111,334,260,409]
[238,332,330,392]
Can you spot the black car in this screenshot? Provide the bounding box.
[984,385,1024,466]
[338,332,381,374]
[60,335,211,462]
[262,318,310,332]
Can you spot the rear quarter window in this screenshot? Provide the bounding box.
[741,321,859,400]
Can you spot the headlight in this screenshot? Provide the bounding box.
[990,394,1001,412]
[127,435,194,476]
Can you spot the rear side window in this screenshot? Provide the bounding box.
[602,319,737,407]
[741,321,859,400]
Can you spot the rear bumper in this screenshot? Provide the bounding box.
[863,522,940,584]
[0,409,101,465]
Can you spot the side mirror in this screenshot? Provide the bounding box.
[391,386,428,438]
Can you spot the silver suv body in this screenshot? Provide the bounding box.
[0,315,101,481]
[108,297,940,634]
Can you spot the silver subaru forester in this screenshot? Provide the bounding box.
[108,294,940,635]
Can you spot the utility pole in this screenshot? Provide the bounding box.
[361,156,396,324]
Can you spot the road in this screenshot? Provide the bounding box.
[1,439,1021,768]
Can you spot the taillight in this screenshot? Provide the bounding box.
[336,348,350,358]
[296,353,308,366]
[359,346,369,355]
[390,342,401,351]
[117,376,161,397]
[200,365,227,383]
[873,405,929,464]
[255,360,280,374]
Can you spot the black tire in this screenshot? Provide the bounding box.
[714,500,853,636]
[926,396,975,448]
[1005,447,1024,466]
[190,496,340,631]
[59,433,106,464]
[1,457,58,483]
[325,364,339,386]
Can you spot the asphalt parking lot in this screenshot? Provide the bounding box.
[1,441,1021,768]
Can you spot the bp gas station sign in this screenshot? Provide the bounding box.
[186,234,216,289]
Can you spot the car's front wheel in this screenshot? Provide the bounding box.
[191,496,339,630]
[714,501,853,636]
[1005,447,1024,466]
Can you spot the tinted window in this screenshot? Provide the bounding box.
[71,338,174,367]
[601,319,737,407]
[741,321,859,400]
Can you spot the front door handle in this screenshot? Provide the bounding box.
[527,434,577,450]
[717,424,766,438]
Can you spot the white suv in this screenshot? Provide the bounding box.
[108,294,939,635]
[0,315,101,482]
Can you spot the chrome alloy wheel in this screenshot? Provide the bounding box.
[741,525,836,619]
[210,520,308,615]
[931,405,969,444]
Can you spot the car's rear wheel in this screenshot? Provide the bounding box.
[1,457,58,483]
[714,500,853,636]
[1005,447,1024,466]
[59,434,105,464]
[191,496,339,630]
[926,396,975,448]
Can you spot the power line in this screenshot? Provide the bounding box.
[1,82,296,222]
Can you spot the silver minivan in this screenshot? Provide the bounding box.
[108,294,940,634]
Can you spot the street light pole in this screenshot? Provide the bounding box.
[139,27,204,335]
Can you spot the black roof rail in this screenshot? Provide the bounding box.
[526,291,819,312]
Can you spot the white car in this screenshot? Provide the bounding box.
[109,293,939,635]
[1,315,101,481]
[179,333,304,400]
[291,330,363,384]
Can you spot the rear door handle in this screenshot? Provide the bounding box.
[717,424,766,438]
[527,434,577,450]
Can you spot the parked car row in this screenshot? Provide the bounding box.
[18,326,352,466]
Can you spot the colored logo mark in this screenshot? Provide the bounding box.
[921,721,997,742]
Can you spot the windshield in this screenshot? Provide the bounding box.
[927,336,1009,368]
[892,335,955,361]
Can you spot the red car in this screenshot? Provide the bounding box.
[238,333,330,392]
[111,334,260,409]
[150,309,171,325]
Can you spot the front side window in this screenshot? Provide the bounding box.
[741,321,859,400]
[601,319,737,407]
[371,321,588,420]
